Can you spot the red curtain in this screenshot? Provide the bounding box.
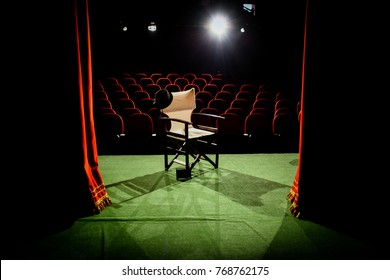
[74,0,112,213]
[287,0,308,218]
[3,0,112,243]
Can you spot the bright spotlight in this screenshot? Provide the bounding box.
[208,15,229,38]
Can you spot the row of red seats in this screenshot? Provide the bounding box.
[94,89,299,133]
[97,71,267,97]
[94,106,299,154]
[93,72,300,154]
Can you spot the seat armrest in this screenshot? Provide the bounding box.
[191,112,225,132]
[192,112,225,120]
[160,116,191,125]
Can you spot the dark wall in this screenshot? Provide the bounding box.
[89,0,306,94]
[299,1,388,247]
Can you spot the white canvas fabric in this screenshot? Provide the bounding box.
[163,88,214,139]
[162,87,214,138]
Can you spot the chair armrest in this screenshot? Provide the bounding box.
[191,112,225,133]
[192,112,225,120]
[160,113,225,124]
[160,116,191,125]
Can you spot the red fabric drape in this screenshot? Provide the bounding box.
[74,0,112,213]
[287,0,308,218]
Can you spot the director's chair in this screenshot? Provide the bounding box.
[154,88,225,180]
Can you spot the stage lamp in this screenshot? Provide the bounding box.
[148,22,157,32]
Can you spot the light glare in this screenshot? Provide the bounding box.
[148,22,157,32]
[208,15,229,38]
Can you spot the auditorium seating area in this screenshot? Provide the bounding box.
[93,71,301,155]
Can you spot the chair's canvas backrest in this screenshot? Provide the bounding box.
[162,88,196,133]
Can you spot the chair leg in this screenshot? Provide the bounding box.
[164,152,169,171]
[164,134,220,179]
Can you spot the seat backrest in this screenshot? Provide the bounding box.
[195,90,213,106]
[119,107,142,119]
[137,98,156,113]
[274,107,293,117]
[239,83,256,94]
[192,78,207,90]
[94,90,109,100]
[274,98,291,111]
[183,73,196,83]
[250,107,273,117]
[129,90,150,105]
[275,91,288,101]
[203,84,219,97]
[111,98,136,115]
[103,77,120,85]
[244,112,273,136]
[194,98,205,113]
[95,107,117,118]
[144,84,161,99]
[134,72,148,82]
[200,73,213,83]
[230,98,252,114]
[104,83,124,94]
[167,73,180,83]
[183,83,200,93]
[225,107,246,122]
[123,112,154,137]
[236,90,255,102]
[221,83,239,96]
[217,112,243,134]
[165,84,181,93]
[108,90,130,101]
[207,98,229,114]
[94,83,104,92]
[173,77,189,90]
[215,90,233,104]
[156,77,171,89]
[139,77,154,89]
[150,73,164,83]
[209,78,223,89]
[195,108,220,127]
[94,98,113,110]
[253,98,274,110]
[272,112,299,136]
[95,112,124,137]
[123,83,143,95]
[255,90,273,101]
[121,77,137,85]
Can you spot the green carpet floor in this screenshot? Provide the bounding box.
[5,153,384,260]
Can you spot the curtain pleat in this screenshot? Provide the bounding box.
[74,0,111,213]
[287,169,301,217]
[287,0,308,218]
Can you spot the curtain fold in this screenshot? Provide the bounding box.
[287,168,301,217]
[287,0,308,218]
[74,0,112,213]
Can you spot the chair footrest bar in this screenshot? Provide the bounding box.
[173,159,187,166]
